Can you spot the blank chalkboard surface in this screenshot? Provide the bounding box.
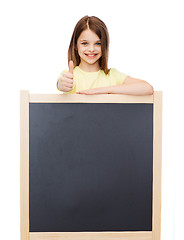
[29,103,153,232]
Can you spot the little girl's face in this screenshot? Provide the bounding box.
[77,29,102,70]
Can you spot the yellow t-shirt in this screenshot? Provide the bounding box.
[56,66,128,94]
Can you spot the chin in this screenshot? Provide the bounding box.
[85,58,101,64]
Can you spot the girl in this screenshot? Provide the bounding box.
[57,16,154,95]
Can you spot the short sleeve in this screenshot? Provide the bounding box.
[110,68,128,85]
[56,69,76,94]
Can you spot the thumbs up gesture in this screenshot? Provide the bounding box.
[57,60,74,92]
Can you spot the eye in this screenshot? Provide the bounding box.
[96,42,101,45]
[81,42,87,45]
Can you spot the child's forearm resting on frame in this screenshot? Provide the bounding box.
[77,77,154,95]
[106,80,154,95]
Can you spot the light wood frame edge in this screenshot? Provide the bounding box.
[29,93,154,103]
[152,91,162,240]
[29,231,152,240]
[20,91,162,240]
[20,90,30,240]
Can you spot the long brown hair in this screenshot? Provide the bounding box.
[68,15,110,75]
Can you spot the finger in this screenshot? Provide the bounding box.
[62,76,73,83]
[62,80,73,87]
[68,60,74,74]
[62,72,73,79]
[79,90,89,93]
[77,91,87,94]
[63,82,73,88]
[64,86,73,91]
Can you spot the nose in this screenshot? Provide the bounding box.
[88,44,95,52]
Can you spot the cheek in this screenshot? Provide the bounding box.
[79,47,86,53]
[78,48,85,56]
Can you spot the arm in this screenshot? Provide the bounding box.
[106,76,154,95]
[77,76,154,96]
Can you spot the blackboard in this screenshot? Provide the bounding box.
[29,103,153,232]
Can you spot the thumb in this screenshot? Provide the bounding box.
[68,60,74,74]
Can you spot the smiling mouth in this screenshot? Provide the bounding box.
[85,54,98,57]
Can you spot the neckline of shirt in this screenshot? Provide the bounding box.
[75,66,102,74]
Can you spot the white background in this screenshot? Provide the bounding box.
[0,0,183,239]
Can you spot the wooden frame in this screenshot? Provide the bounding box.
[20,91,162,240]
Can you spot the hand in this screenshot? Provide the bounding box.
[76,87,110,95]
[58,60,74,92]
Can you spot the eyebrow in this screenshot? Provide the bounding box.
[80,39,101,42]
